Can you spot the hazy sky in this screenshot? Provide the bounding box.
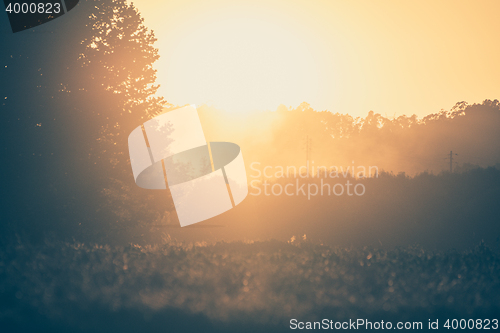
[133,0,500,117]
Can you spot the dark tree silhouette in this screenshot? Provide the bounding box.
[49,0,173,241]
[79,1,164,121]
[74,0,166,169]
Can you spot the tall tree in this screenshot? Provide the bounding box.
[56,0,172,241]
[76,0,166,167]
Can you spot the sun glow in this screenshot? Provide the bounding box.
[160,16,321,113]
[133,0,500,117]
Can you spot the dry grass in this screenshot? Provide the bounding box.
[0,239,499,332]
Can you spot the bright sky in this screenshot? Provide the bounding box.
[132,0,500,118]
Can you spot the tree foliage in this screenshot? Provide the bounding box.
[55,0,172,240]
[69,0,166,173]
[79,0,165,126]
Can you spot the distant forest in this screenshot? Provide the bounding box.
[199,99,500,176]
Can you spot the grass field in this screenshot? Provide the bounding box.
[1,238,499,332]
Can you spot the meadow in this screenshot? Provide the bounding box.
[1,238,499,332]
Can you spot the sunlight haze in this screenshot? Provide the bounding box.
[133,0,500,117]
